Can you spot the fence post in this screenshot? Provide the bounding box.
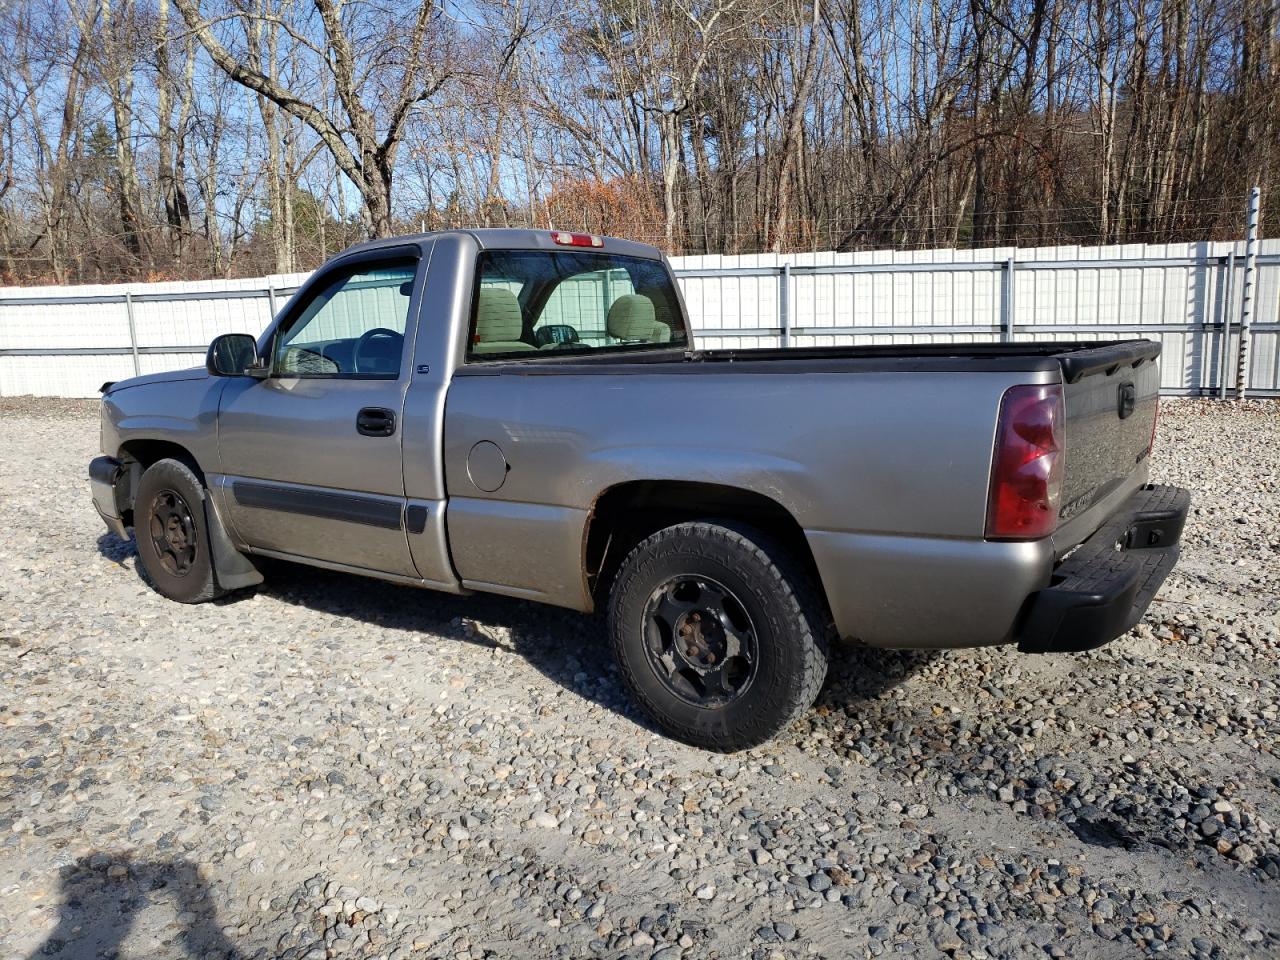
[1218,252,1235,400]
[1002,254,1016,342]
[1235,186,1261,398]
[779,263,792,347]
[266,279,278,320]
[123,290,141,376]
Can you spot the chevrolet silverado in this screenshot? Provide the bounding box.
[89,229,1190,749]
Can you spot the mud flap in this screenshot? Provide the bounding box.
[203,498,264,591]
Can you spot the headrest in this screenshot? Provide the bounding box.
[475,287,523,342]
[606,294,659,340]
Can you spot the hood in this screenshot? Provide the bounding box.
[103,366,208,396]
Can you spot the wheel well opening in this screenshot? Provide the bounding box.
[118,439,203,478]
[584,480,827,611]
[115,440,204,524]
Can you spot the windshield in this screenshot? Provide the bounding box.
[467,251,687,360]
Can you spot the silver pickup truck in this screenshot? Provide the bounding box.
[89,229,1190,749]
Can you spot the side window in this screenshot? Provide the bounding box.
[275,262,416,377]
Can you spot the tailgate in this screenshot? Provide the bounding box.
[1058,342,1160,531]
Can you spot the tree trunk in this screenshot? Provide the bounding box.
[770,0,822,253]
[658,112,682,252]
[100,0,146,265]
[154,0,188,263]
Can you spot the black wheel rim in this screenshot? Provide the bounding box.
[642,575,758,707]
[148,489,198,578]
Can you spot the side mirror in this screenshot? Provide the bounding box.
[206,333,263,377]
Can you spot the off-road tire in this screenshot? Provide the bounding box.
[133,458,223,604]
[608,521,829,751]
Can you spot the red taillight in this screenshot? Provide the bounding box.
[550,231,603,247]
[985,384,1065,540]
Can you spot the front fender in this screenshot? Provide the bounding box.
[102,377,224,471]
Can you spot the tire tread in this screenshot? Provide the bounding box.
[608,520,829,751]
[134,458,223,604]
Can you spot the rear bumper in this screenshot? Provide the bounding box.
[1015,483,1190,653]
[89,455,129,539]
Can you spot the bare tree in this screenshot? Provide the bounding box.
[767,0,822,251]
[1,0,1278,283]
[172,0,455,237]
[572,0,753,248]
[153,0,194,264]
[89,0,148,261]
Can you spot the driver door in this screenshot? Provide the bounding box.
[216,252,421,577]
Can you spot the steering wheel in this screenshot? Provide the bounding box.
[352,327,403,373]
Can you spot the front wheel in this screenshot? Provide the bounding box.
[133,458,222,604]
[607,521,829,751]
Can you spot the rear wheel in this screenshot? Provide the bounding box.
[133,458,222,604]
[608,521,828,751]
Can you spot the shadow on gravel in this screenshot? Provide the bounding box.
[1065,815,1140,849]
[26,855,242,959]
[96,531,136,565]
[816,646,943,709]
[97,533,937,740]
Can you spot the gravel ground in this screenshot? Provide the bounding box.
[1,396,1277,960]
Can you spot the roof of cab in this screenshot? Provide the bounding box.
[337,228,665,262]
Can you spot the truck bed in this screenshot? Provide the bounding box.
[455,336,1163,594]
[462,339,1162,380]
[697,340,1160,383]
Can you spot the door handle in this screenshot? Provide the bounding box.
[356,407,396,437]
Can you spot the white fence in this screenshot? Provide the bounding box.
[2,240,1279,398]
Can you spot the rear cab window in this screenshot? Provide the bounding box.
[467,251,687,360]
